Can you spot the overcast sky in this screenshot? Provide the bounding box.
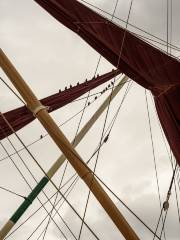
[0,0,180,239]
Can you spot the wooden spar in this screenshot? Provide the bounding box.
[0,75,128,239]
[0,49,140,240]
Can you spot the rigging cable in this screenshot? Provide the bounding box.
[159,162,178,239]
[1,2,179,239]
[0,76,25,105]
[39,1,124,237]
[40,55,106,239]
[169,154,180,224]
[0,78,124,163]
[149,93,180,192]
[0,111,100,240]
[5,176,78,240]
[0,186,26,199]
[5,78,132,240]
[144,91,166,240]
[77,1,134,238]
[0,120,73,240]
[77,1,180,59]
[149,93,180,223]
[107,81,132,136]
[0,72,107,238]
[77,1,121,238]
[36,177,79,240]
[4,83,161,240]
[79,0,180,53]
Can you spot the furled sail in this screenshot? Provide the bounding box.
[0,69,120,140]
[34,0,180,164]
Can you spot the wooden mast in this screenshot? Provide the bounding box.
[0,49,140,240]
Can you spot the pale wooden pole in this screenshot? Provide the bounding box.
[0,49,140,240]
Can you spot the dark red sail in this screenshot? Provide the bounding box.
[34,0,180,164]
[0,69,120,140]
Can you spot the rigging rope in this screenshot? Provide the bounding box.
[4,77,132,239]
[40,55,113,239]
[4,86,161,240]
[1,2,179,239]
[0,117,73,240]
[77,81,133,239]
[40,80,133,240]
[144,91,166,240]
[149,93,180,223]
[5,176,78,240]
[153,162,178,239]
[0,79,124,163]
[77,1,121,238]
[0,76,25,105]
[0,186,26,199]
[79,0,180,53]
[0,111,100,240]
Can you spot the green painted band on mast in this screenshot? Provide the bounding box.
[10,177,49,223]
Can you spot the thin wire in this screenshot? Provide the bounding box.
[32,148,163,240]
[168,153,180,224]
[153,101,180,228]
[144,91,166,240]
[167,160,180,218]
[36,177,79,240]
[117,0,134,67]
[5,176,78,240]
[0,112,100,239]
[78,1,134,237]
[75,55,102,141]
[158,163,178,238]
[94,174,161,240]
[26,217,68,240]
[108,81,132,135]
[0,76,25,104]
[5,92,161,240]
[41,162,73,240]
[77,80,132,239]
[149,93,180,219]
[77,1,122,238]
[0,186,26,199]
[1,71,167,240]
[79,0,180,52]
[0,139,32,190]
[0,140,69,240]
[0,122,72,239]
[41,55,107,240]
[74,18,179,54]
[10,77,131,240]
[0,80,125,163]
[159,211,168,239]
[2,1,179,238]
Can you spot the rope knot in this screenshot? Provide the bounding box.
[163,201,169,211]
[104,134,109,143]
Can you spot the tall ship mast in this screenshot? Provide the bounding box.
[0,0,180,239]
